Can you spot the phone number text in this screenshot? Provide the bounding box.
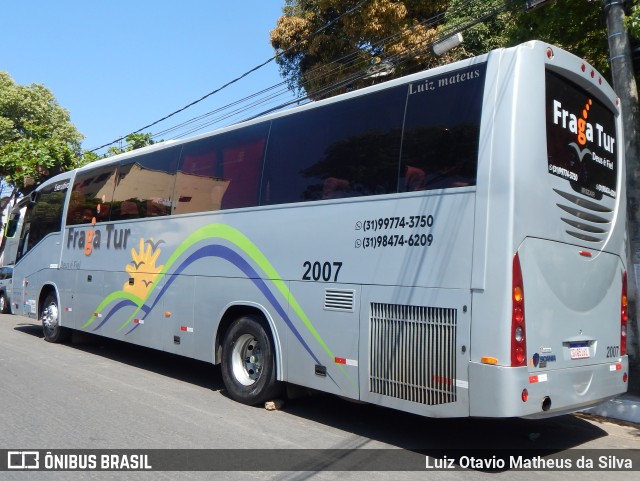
[356,215,434,232]
[356,234,433,250]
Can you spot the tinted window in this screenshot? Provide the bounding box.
[5,208,21,238]
[400,64,486,191]
[111,147,180,221]
[261,86,406,205]
[175,123,269,214]
[19,180,68,258]
[67,166,117,225]
[545,70,617,199]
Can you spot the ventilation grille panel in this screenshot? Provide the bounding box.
[553,189,613,243]
[369,303,457,405]
[324,289,355,312]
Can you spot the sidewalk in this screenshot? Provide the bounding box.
[584,392,640,425]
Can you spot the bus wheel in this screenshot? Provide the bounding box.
[41,293,68,343]
[221,315,282,405]
[0,293,8,314]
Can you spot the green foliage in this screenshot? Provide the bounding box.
[627,0,640,38]
[106,132,156,156]
[507,0,609,78]
[0,72,84,194]
[273,1,636,100]
[270,0,449,98]
[442,0,612,81]
[441,0,513,61]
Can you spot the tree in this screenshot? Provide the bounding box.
[270,0,449,99]
[441,0,628,84]
[506,0,610,77]
[106,132,156,156]
[440,0,517,61]
[271,1,637,100]
[0,72,84,196]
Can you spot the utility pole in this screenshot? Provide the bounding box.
[603,0,640,391]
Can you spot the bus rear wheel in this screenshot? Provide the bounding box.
[41,293,69,343]
[0,293,8,314]
[221,315,282,405]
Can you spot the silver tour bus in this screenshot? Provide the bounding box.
[3,41,628,418]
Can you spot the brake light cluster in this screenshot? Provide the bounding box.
[511,253,527,367]
[621,271,628,356]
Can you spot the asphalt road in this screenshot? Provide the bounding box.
[0,313,638,480]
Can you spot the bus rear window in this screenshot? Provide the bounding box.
[545,70,617,199]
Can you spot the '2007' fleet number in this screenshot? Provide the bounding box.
[302,261,343,282]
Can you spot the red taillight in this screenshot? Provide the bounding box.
[512,253,527,367]
[621,271,628,356]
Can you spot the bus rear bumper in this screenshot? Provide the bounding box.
[468,357,629,418]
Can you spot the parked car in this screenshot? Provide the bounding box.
[0,265,13,314]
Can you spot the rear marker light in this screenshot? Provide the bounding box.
[623,372,628,383]
[579,250,592,257]
[522,389,529,402]
[546,47,554,59]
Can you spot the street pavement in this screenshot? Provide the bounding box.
[585,392,640,426]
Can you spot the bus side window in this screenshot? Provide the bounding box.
[261,85,405,205]
[67,166,117,225]
[175,123,268,214]
[110,147,180,222]
[219,126,268,210]
[400,64,486,192]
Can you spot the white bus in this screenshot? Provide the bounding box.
[3,41,628,418]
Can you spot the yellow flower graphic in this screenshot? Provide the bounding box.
[123,238,165,299]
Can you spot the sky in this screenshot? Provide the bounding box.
[1,1,297,155]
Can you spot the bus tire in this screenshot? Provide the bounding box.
[41,293,69,343]
[221,315,282,405]
[0,293,8,314]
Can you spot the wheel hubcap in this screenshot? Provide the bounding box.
[42,303,59,330]
[231,334,263,386]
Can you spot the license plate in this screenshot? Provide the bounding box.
[569,344,590,360]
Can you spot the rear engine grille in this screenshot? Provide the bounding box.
[369,303,457,405]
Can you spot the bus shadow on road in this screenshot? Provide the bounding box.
[14,322,223,392]
[12,320,615,472]
[275,390,616,472]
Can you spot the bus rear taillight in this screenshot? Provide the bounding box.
[511,253,527,366]
[621,271,628,356]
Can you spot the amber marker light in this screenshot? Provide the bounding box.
[481,357,498,365]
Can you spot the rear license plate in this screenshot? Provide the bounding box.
[569,343,590,360]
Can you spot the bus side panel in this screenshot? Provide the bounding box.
[359,286,471,417]
[161,274,196,357]
[286,282,361,399]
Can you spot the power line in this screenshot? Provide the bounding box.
[88,0,372,153]
[94,0,518,153]
[104,1,452,148]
